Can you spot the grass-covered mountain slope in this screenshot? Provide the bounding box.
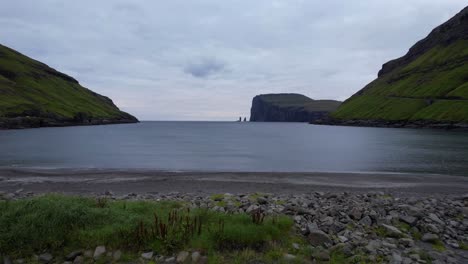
[250,93,341,122]
[328,6,468,129]
[0,44,138,129]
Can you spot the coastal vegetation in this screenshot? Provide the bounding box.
[1,191,467,263]
[0,44,137,129]
[329,6,468,128]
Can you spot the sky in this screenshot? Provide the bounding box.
[1,1,466,121]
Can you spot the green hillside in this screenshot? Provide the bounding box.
[0,44,137,128]
[332,6,468,125]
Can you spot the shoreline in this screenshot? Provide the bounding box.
[1,169,468,263]
[1,168,467,198]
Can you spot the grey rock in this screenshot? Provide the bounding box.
[39,253,53,263]
[381,224,403,237]
[421,233,439,243]
[338,235,348,243]
[65,251,82,261]
[83,250,93,258]
[176,251,189,263]
[314,251,330,261]
[349,207,363,220]
[399,238,415,247]
[390,252,402,264]
[191,251,201,263]
[283,254,296,262]
[257,197,268,205]
[461,207,468,217]
[359,215,372,226]
[112,250,122,261]
[3,256,12,264]
[307,222,319,233]
[365,240,382,253]
[428,213,444,225]
[400,215,417,226]
[141,252,153,260]
[165,257,176,263]
[72,256,83,264]
[93,246,106,260]
[307,228,331,246]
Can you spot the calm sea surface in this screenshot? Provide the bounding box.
[0,121,467,176]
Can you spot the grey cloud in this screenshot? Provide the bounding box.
[0,1,466,120]
[184,58,226,78]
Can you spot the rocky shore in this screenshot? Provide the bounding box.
[311,118,468,131]
[1,189,468,264]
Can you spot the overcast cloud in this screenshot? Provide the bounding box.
[0,1,466,120]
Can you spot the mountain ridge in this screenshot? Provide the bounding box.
[0,44,138,129]
[318,6,468,129]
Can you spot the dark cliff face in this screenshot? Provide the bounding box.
[250,94,341,122]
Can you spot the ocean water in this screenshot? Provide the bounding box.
[0,121,467,176]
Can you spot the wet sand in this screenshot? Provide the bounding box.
[0,168,467,197]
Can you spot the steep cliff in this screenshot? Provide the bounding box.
[250,94,341,122]
[0,44,138,129]
[326,6,468,129]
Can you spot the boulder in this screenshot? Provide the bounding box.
[93,246,106,260]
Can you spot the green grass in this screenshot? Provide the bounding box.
[255,94,341,112]
[0,44,134,121]
[0,195,294,259]
[459,242,468,250]
[432,239,446,252]
[332,40,468,123]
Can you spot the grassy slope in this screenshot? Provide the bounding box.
[0,195,298,263]
[259,94,341,111]
[332,39,468,122]
[0,44,134,120]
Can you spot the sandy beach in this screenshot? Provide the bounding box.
[1,168,467,197]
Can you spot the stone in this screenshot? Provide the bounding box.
[292,243,300,250]
[462,207,468,217]
[112,250,122,261]
[65,251,82,261]
[365,240,382,253]
[400,215,417,226]
[3,256,12,264]
[93,246,106,260]
[141,252,153,260]
[307,222,319,233]
[390,252,402,264]
[38,253,53,263]
[428,213,444,225]
[165,257,176,263]
[191,251,201,263]
[399,238,415,247]
[421,233,439,243]
[72,256,83,264]
[314,251,330,261]
[349,207,363,220]
[257,197,268,205]
[307,228,331,246]
[283,254,296,261]
[359,215,372,226]
[381,224,403,237]
[176,251,189,263]
[338,235,348,243]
